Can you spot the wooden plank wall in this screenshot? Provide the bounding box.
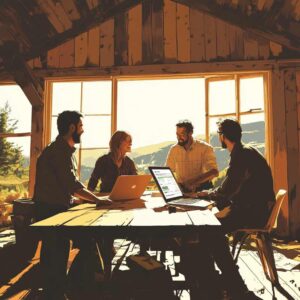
[28,1,283,69]
[270,69,300,238]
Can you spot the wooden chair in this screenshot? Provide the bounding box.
[231,189,291,298]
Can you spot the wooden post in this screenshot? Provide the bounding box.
[29,103,44,197]
[269,68,289,237]
[284,69,300,239]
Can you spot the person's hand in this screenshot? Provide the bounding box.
[96,198,112,207]
[183,180,196,193]
[183,192,198,198]
[196,190,209,198]
[72,198,83,205]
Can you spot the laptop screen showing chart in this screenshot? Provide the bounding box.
[150,167,183,200]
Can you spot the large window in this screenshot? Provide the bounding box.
[50,80,112,185]
[0,84,31,227]
[117,78,205,173]
[48,73,267,189]
[207,75,266,182]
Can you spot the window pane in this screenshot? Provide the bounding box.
[82,81,112,114]
[117,78,205,174]
[51,117,58,142]
[209,80,235,115]
[0,136,30,205]
[81,116,111,148]
[209,117,231,180]
[52,82,81,115]
[79,149,108,184]
[0,85,31,133]
[240,113,265,156]
[240,77,264,112]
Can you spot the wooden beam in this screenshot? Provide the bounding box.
[32,59,300,79]
[170,0,300,52]
[0,41,44,107]
[23,0,143,61]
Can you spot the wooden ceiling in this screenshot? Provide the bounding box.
[0,0,142,66]
[0,0,299,75]
[173,0,300,52]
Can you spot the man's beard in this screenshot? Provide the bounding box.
[72,131,81,144]
[221,141,227,149]
[178,139,188,146]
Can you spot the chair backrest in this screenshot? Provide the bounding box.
[265,189,287,232]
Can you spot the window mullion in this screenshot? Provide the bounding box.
[235,74,240,121]
[78,82,84,178]
[112,77,117,134]
[205,78,209,143]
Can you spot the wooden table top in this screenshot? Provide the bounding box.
[31,195,221,237]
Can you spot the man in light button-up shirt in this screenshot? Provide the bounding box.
[166,120,219,192]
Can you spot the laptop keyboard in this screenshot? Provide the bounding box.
[172,198,200,205]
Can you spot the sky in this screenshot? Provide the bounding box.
[0,77,264,156]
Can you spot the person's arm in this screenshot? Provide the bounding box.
[184,169,219,191]
[128,158,138,175]
[184,145,219,190]
[74,188,111,206]
[87,157,104,191]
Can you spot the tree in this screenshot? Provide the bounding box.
[0,102,24,176]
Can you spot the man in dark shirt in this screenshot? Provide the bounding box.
[199,118,275,232]
[33,111,110,299]
[183,119,273,300]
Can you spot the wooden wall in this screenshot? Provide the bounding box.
[28,1,283,70]
[24,1,300,238]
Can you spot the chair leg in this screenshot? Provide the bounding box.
[260,234,279,284]
[255,236,271,282]
[233,233,249,263]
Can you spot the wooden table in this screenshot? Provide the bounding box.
[31,195,221,280]
[31,195,221,237]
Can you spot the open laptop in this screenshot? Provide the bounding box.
[149,166,212,208]
[99,174,152,201]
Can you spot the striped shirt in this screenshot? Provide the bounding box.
[166,140,218,184]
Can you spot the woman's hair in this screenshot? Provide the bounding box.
[109,130,131,162]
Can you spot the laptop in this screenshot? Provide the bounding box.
[99,174,152,201]
[149,166,212,208]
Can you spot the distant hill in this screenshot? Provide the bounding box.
[79,121,265,183]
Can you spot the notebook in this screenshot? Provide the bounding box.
[149,166,212,208]
[99,174,152,201]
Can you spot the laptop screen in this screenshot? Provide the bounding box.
[149,167,183,201]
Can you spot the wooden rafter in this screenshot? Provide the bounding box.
[170,0,300,52]
[23,0,143,61]
[0,41,44,107]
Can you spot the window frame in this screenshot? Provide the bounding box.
[45,77,115,177]
[0,82,32,197]
[205,73,269,160]
[45,71,270,175]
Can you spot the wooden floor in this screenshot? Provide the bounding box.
[0,235,299,300]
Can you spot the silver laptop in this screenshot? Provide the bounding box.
[149,166,212,208]
[99,174,152,201]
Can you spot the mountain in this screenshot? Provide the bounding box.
[79,121,265,183]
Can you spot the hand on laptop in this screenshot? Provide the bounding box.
[196,190,209,198]
[96,198,112,207]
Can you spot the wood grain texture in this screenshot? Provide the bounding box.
[176,3,190,63]
[115,13,128,66]
[190,9,205,62]
[128,4,142,65]
[163,0,177,63]
[100,19,114,67]
[75,32,88,67]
